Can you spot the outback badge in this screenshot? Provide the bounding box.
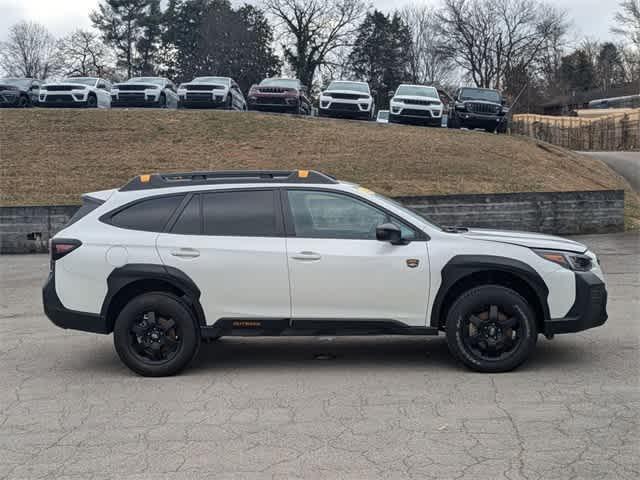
[406,259,420,268]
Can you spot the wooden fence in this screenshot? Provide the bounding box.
[511,111,640,151]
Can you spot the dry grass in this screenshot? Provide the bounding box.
[1,109,638,227]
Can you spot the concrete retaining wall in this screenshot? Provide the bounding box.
[0,190,625,254]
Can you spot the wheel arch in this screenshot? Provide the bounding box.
[101,264,206,333]
[430,255,550,332]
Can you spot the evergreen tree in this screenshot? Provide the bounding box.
[559,49,597,92]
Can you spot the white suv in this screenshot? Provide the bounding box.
[43,170,608,376]
[390,84,443,126]
[319,80,375,120]
[40,77,112,108]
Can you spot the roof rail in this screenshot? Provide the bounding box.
[120,170,338,191]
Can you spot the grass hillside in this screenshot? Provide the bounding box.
[1,109,637,227]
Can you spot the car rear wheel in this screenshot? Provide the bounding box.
[18,95,30,108]
[445,285,537,373]
[113,292,200,376]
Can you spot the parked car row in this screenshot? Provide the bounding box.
[1,75,509,132]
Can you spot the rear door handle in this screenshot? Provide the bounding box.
[291,251,321,261]
[171,248,200,258]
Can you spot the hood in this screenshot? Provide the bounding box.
[115,82,161,89]
[43,82,91,88]
[393,94,441,103]
[323,89,369,97]
[182,82,227,89]
[460,228,587,253]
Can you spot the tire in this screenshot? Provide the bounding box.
[445,285,537,373]
[158,93,167,108]
[18,95,30,108]
[226,94,233,110]
[87,94,98,108]
[113,292,200,377]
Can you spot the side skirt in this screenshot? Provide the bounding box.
[201,319,439,338]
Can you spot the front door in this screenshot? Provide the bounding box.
[156,189,291,325]
[284,189,430,326]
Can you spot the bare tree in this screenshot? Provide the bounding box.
[400,4,455,86]
[57,30,114,77]
[436,0,567,90]
[612,0,640,48]
[0,21,59,79]
[263,0,367,89]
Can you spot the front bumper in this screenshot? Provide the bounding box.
[319,99,372,118]
[248,95,299,111]
[39,93,91,107]
[178,91,226,108]
[544,271,608,335]
[456,111,507,127]
[112,92,162,107]
[43,271,110,334]
[390,109,442,125]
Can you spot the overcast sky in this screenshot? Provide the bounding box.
[0,0,617,43]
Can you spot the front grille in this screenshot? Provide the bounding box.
[258,87,287,93]
[467,102,500,114]
[329,103,359,111]
[401,108,430,117]
[45,94,74,101]
[117,85,148,91]
[187,84,224,91]
[256,97,286,104]
[328,93,361,100]
[46,85,74,91]
[118,92,145,100]
[187,93,213,100]
[403,99,437,106]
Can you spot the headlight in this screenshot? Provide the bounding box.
[533,249,593,271]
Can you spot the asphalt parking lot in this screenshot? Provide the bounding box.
[0,232,638,480]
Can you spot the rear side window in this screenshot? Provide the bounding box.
[65,197,103,227]
[171,195,201,235]
[202,190,278,236]
[108,195,184,232]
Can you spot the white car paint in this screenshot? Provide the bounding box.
[40,77,112,108]
[390,84,443,123]
[319,80,375,119]
[51,179,603,328]
[111,77,178,108]
[177,76,246,110]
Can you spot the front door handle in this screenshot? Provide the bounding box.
[171,248,200,258]
[291,251,321,261]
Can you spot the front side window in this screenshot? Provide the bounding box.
[287,190,415,240]
[202,190,278,237]
[108,195,184,232]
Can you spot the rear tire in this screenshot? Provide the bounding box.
[445,285,537,373]
[113,292,200,377]
[18,95,30,108]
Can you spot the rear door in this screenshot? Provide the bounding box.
[156,189,291,325]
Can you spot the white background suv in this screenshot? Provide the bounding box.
[40,77,112,108]
[111,77,178,108]
[177,76,246,110]
[43,170,608,376]
[319,81,375,120]
[390,84,443,126]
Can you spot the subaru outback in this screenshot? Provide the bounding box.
[43,170,608,376]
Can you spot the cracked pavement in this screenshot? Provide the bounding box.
[0,233,638,479]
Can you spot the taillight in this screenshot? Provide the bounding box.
[50,238,82,270]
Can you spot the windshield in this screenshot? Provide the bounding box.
[327,81,369,93]
[193,76,229,84]
[460,88,501,103]
[62,77,97,86]
[396,85,438,98]
[1,78,30,88]
[260,78,299,88]
[127,77,164,85]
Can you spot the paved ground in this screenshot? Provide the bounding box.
[580,151,640,191]
[0,233,638,480]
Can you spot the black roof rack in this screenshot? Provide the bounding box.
[120,170,338,191]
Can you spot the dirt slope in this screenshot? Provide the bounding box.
[1,109,637,226]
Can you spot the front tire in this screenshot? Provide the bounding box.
[87,94,98,108]
[18,95,30,108]
[113,292,200,377]
[445,285,537,373]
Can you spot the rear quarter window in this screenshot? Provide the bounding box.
[65,197,104,227]
[105,195,184,232]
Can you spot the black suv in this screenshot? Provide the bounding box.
[0,77,41,107]
[447,87,508,133]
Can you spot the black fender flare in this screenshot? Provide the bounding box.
[429,255,550,328]
[100,264,206,328]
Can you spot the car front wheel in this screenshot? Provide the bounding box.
[113,292,200,376]
[445,285,537,373]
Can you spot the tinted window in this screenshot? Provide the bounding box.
[287,190,415,240]
[66,197,103,227]
[171,195,201,235]
[203,190,277,236]
[109,195,184,232]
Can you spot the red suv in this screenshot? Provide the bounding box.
[247,78,311,115]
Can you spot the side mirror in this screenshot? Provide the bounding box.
[376,223,405,245]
